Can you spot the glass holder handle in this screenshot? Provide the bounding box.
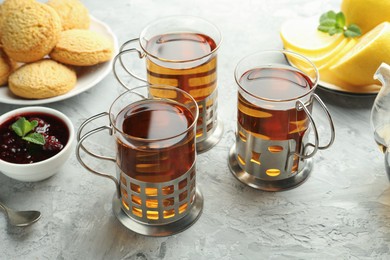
[76,112,120,197]
[295,94,336,159]
[313,93,336,150]
[113,38,147,90]
[296,100,319,159]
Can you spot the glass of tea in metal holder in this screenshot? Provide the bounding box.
[228,50,335,191]
[76,85,202,236]
[113,16,223,153]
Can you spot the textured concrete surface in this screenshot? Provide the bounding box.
[1,0,390,259]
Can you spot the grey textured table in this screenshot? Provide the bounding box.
[1,0,389,259]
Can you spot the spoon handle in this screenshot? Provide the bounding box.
[0,202,9,213]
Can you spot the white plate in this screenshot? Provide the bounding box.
[318,80,381,96]
[0,16,118,105]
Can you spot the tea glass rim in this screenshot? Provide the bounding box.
[138,15,222,63]
[109,84,199,142]
[234,50,319,103]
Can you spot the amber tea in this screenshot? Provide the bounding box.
[114,99,196,217]
[115,99,196,182]
[238,67,314,171]
[145,32,217,101]
[145,32,217,138]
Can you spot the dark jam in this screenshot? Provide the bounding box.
[0,112,69,164]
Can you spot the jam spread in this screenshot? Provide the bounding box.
[0,112,69,164]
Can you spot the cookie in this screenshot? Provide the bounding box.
[0,0,37,46]
[50,29,113,66]
[1,1,62,63]
[1,0,36,10]
[47,0,90,30]
[0,49,16,86]
[9,59,77,99]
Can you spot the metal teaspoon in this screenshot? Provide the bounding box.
[0,201,41,227]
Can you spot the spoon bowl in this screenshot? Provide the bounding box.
[0,201,41,227]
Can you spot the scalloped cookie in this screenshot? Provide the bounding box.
[47,0,90,30]
[50,29,113,66]
[9,59,77,99]
[1,1,62,63]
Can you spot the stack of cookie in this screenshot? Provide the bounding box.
[0,0,114,99]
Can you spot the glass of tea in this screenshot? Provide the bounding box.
[228,50,335,191]
[76,85,203,236]
[113,16,223,153]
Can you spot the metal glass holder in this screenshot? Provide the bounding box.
[113,162,203,236]
[228,145,313,191]
[228,125,313,191]
[195,89,224,153]
[113,188,203,237]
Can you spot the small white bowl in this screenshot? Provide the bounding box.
[0,106,74,182]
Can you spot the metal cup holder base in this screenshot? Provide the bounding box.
[228,145,313,191]
[112,188,203,237]
[196,120,224,153]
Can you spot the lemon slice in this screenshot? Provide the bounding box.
[285,38,351,69]
[330,22,390,86]
[317,38,357,70]
[280,16,344,55]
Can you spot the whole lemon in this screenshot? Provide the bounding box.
[341,0,390,34]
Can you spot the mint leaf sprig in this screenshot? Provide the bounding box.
[318,11,362,38]
[11,117,45,145]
